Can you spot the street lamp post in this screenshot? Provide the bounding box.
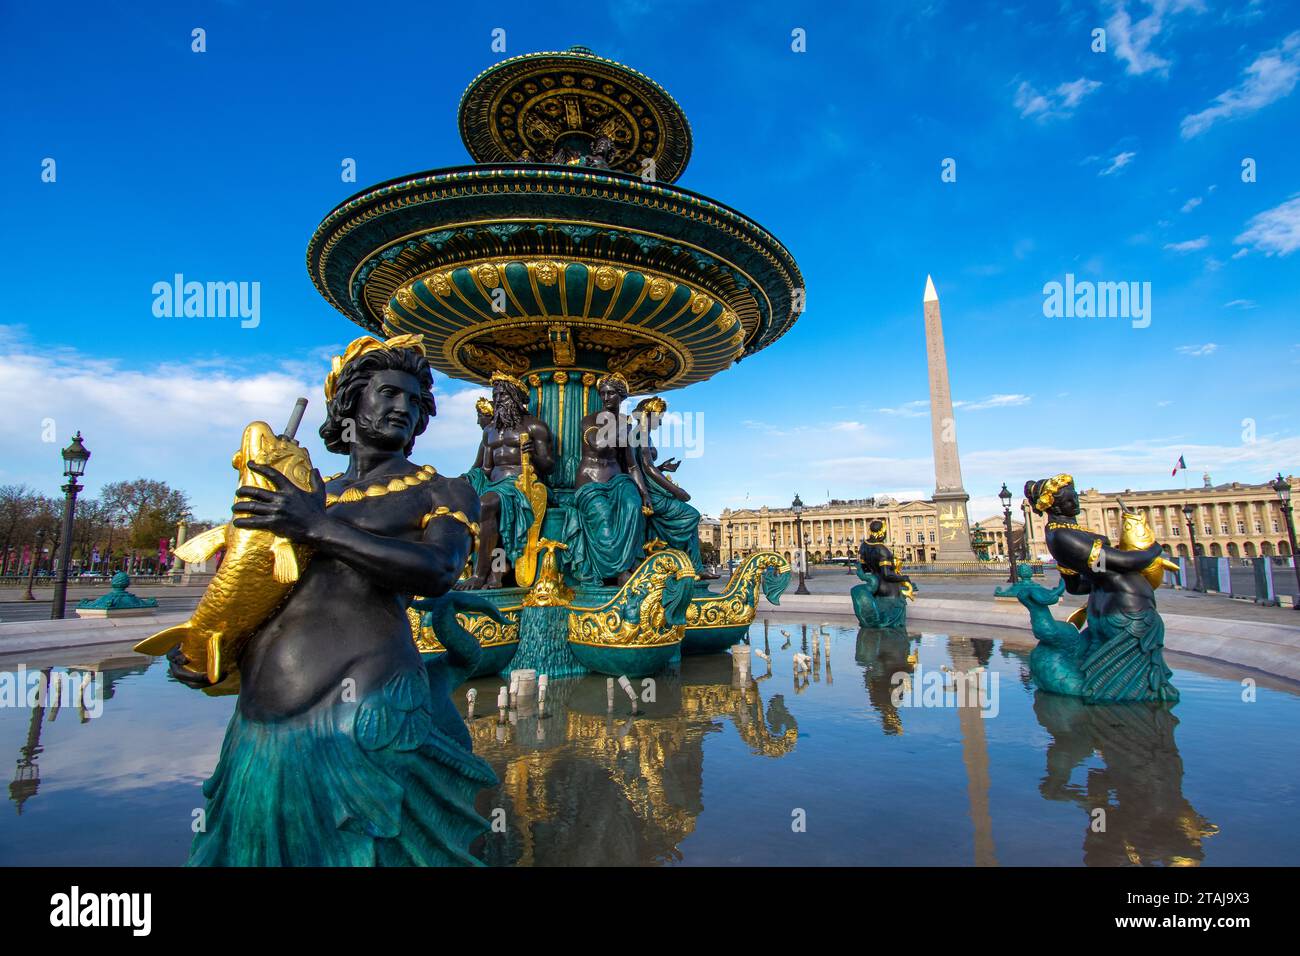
[1271,473,1300,609]
[727,528,734,572]
[999,483,1015,583]
[22,528,45,602]
[792,493,809,594]
[1182,502,1202,592]
[1021,498,1033,562]
[49,432,90,620]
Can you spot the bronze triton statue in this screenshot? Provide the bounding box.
[140,333,497,865]
[1023,473,1180,703]
[853,519,915,628]
[461,372,554,589]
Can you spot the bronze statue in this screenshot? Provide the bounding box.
[1026,474,1179,703]
[461,373,553,589]
[151,334,496,865]
[466,396,493,474]
[854,519,915,627]
[562,372,651,585]
[631,396,717,578]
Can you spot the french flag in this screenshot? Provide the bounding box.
[1171,455,1186,477]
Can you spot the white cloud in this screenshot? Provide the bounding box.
[953,393,1033,411]
[794,434,1299,505]
[1014,77,1102,119]
[958,434,1299,491]
[1106,0,1206,77]
[1234,195,1300,256]
[877,400,930,418]
[877,394,1032,417]
[1223,299,1257,309]
[1099,150,1137,176]
[1181,31,1300,137]
[1181,196,1202,213]
[1163,235,1210,252]
[0,327,487,521]
[1176,343,1218,356]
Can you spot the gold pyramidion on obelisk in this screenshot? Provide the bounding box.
[923,275,976,560]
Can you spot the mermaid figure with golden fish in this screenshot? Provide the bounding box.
[1026,474,1180,704]
[149,334,495,865]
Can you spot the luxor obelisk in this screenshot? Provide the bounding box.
[923,275,976,561]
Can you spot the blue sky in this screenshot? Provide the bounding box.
[2,0,1297,524]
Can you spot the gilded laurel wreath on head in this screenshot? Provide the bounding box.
[866,519,889,542]
[489,370,527,393]
[1028,473,1074,514]
[598,371,630,395]
[324,334,427,402]
[475,397,493,416]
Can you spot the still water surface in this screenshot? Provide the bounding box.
[1,619,1296,866]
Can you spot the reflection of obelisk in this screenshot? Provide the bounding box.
[924,275,975,560]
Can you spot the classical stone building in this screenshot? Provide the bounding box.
[1021,473,1298,561]
[721,496,949,565]
[698,515,721,558]
[719,472,1297,567]
[971,516,1025,560]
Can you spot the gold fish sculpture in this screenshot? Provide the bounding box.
[1116,498,1180,590]
[134,420,315,683]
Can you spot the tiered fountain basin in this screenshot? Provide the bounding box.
[306,165,803,393]
[414,551,791,679]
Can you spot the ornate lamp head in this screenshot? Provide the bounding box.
[61,431,90,479]
[1273,473,1292,504]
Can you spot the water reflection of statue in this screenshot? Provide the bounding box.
[631,396,717,578]
[563,373,651,585]
[172,335,495,865]
[462,373,554,589]
[854,520,914,627]
[995,562,1086,697]
[471,655,796,865]
[1026,474,1179,703]
[855,627,915,734]
[1034,693,1218,865]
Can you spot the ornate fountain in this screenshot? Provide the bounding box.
[309,47,801,677]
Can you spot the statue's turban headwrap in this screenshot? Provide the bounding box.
[1025,474,1074,514]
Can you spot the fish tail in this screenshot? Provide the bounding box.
[133,621,192,657]
[175,524,228,563]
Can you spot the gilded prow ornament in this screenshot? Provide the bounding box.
[567,549,697,676]
[683,550,790,654]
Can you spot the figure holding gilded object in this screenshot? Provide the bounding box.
[139,334,496,865]
[1026,473,1179,704]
